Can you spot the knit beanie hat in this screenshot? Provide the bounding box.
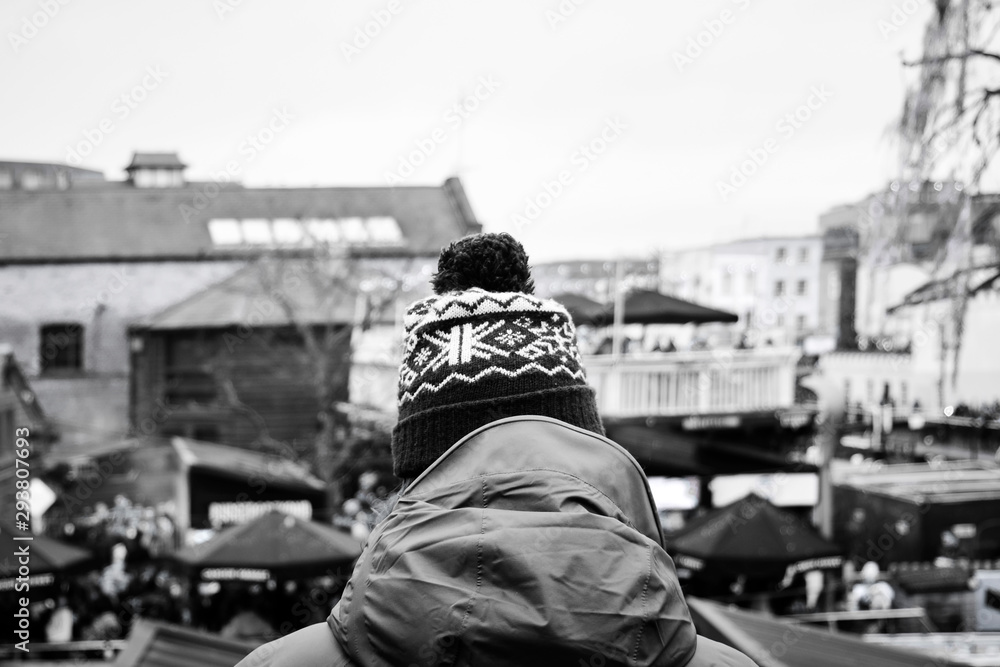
[391,233,604,480]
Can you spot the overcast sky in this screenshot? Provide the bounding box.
[2,0,931,262]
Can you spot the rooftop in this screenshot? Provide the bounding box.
[835,460,1000,504]
[0,154,480,262]
[126,151,187,170]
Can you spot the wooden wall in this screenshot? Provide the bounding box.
[131,325,351,459]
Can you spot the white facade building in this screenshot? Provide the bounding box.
[660,236,822,348]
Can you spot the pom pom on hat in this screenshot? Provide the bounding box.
[432,232,535,295]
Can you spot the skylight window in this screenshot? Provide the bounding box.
[340,217,369,243]
[366,216,403,243]
[207,216,405,247]
[241,219,273,244]
[305,218,341,244]
[208,219,243,245]
[272,218,303,245]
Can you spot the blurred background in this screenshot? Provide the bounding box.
[2,2,1000,665]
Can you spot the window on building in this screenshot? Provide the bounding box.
[20,170,41,190]
[365,216,403,244]
[774,280,785,296]
[39,323,84,374]
[796,279,807,296]
[305,218,341,244]
[340,217,370,243]
[798,247,809,263]
[900,381,909,408]
[796,314,806,331]
[208,219,243,245]
[775,247,787,262]
[272,218,304,244]
[240,219,273,244]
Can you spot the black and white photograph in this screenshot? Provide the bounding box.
[2,2,1000,665]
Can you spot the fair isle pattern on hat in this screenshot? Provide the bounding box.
[391,232,604,480]
[398,288,588,406]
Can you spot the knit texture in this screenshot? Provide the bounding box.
[391,285,604,479]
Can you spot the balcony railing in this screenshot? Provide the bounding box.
[584,347,801,418]
[350,347,803,420]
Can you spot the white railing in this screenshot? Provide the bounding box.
[351,347,803,420]
[584,347,801,418]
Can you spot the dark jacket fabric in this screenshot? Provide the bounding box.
[237,417,756,667]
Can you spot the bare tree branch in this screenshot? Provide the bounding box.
[903,48,1000,67]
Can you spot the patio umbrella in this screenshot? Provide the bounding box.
[550,292,612,327]
[0,522,93,582]
[173,510,362,580]
[666,493,841,582]
[620,290,739,325]
[551,291,738,327]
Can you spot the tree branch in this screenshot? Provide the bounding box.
[903,48,1000,67]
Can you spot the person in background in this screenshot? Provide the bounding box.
[237,233,756,667]
[45,596,74,643]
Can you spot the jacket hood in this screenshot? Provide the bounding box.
[329,417,700,666]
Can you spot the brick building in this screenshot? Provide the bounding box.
[0,152,480,452]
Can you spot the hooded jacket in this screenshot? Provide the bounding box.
[237,417,756,667]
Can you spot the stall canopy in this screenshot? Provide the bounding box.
[0,521,92,586]
[173,510,361,579]
[551,290,738,327]
[666,493,841,582]
[687,598,960,667]
[114,620,257,667]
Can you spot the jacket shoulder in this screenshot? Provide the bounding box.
[234,622,353,667]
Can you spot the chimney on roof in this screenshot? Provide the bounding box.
[126,151,186,188]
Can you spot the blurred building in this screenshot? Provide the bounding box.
[0,151,480,452]
[660,236,822,348]
[0,159,105,190]
[833,460,1000,566]
[816,203,860,351]
[531,258,660,302]
[45,436,328,535]
[817,182,1000,414]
